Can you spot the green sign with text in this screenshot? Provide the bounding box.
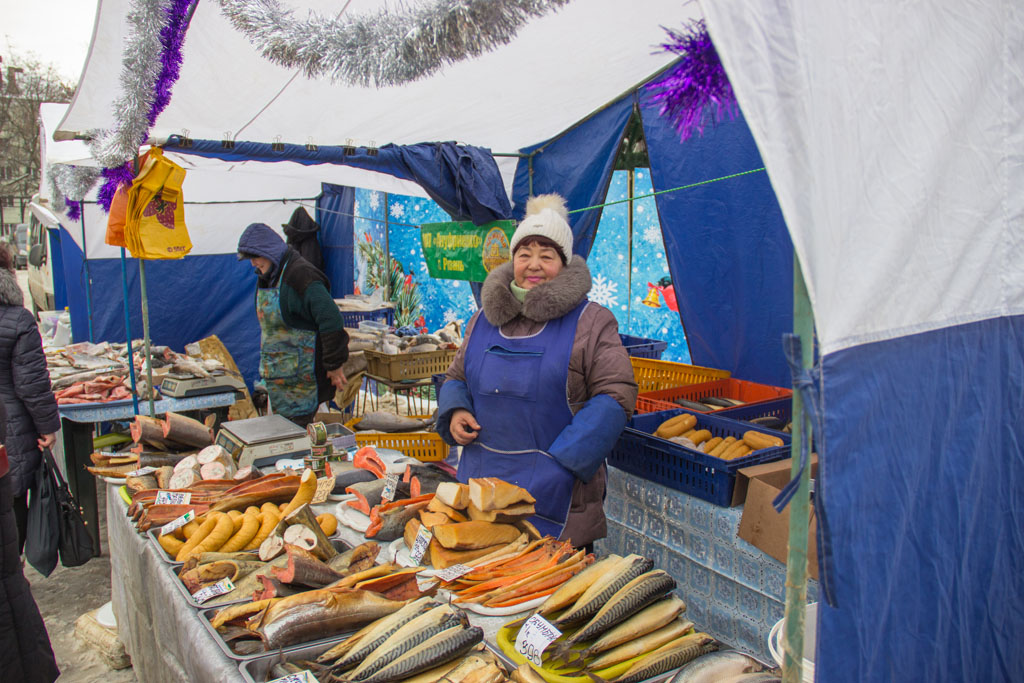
[420,220,517,282]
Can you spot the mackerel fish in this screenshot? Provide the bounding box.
[585,619,694,670]
[578,595,687,659]
[669,650,766,683]
[316,596,436,665]
[352,625,483,683]
[599,632,717,683]
[340,604,465,681]
[554,554,653,626]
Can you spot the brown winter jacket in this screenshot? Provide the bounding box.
[445,257,638,546]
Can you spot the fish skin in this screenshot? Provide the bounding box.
[668,649,765,683]
[317,597,438,667]
[333,467,378,493]
[365,500,430,541]
[342,605,463,680]
[327,541,381,574]
[355,626,483,683]
[716,674,781,683]
[577,595,687,660]
[609,633,718,683]
[672,398,712,412]
[259,588,407,650]
[355,412,433,433]
[584,619,694,671]
[343,617,465,681]
[558,570,677,652]
[554,555,653,626]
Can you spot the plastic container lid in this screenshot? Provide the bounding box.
[768,602,817,682]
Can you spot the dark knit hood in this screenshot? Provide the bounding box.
[282,207,320,239]
[0,269,23,307]
[480,258,592,327]
[237,223,289,266]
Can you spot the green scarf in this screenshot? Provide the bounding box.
[510,280,528,303]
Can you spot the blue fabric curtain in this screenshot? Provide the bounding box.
[510,95,634,259]
[639,94,793,386]
[164,138,512,226]
[818,315,1024,682]
[47,228,67,310]
[317,183,355,298]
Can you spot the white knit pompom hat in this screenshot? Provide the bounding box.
[509,194,573,264]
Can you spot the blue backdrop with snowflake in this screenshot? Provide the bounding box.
[349,171,689,360]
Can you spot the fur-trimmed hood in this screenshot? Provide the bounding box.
[0,269,23,307]
[480,258,592,327]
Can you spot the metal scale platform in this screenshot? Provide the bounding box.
[215,414,310,468]
[160,371,247,398]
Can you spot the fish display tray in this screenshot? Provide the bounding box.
[344,415,449,462]
[630,357,731,395]
[608,409,791,507]
[146,528,186,566]
[636,378,793,415]
[170,537,353,609]
[364,348,457,381]
[339,307,394,328]
[619,333,668,360]
[200,606,357,663]
[237,633,354,683]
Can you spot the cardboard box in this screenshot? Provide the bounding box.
[736,455,820,580]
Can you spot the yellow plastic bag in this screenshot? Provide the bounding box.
[123,147,192,259]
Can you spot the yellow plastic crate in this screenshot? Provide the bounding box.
[364,348,457,381]
[344,415,449,462]
[630,357,731,394]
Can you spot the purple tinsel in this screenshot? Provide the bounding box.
[97,163,136,212]
[646,20,737,142]
[99,0,196,211]
[65,199,82,221]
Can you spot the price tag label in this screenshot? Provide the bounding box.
[125,466,157,477]
[515,614,562,667]
[436,563,472,582]
[159,509,195,536]
[268,671,319,683]
[381,473,400,502]
[191,577,236,603]
[155,491,191,506]
[410,524,433,565]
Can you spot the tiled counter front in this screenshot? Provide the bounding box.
[596,466,818,663]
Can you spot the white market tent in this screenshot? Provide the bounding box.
[51,1,1022,681]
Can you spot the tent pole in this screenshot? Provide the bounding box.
[119,248,140,416]
[138,260,156,417]
[79,213,94,342]
[782,253,814,682]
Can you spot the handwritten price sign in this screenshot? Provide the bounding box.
[191,578,235,603]
[515,614,562,667]
[267,670,320,683]
[410,524,433,565]
[159,509,194,536]
[155,491,191,506]
[381,473,400,502]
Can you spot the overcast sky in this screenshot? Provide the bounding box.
[2,0,100,81]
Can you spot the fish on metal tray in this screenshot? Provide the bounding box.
[668,650,770,683]
[316,596,437,667]
[350,625,483,683]
[259,588,409,650]
[354,412,434,433]
[591,632,718,683]
[364,496,432,541]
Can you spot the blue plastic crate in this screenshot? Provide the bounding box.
[340,307,394,328]
[619,333,668,359]
[608,408,791,506]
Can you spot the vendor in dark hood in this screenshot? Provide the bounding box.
[237,222,349,426]
[436,195,637,549]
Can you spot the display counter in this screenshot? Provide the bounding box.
[597,465,818,664]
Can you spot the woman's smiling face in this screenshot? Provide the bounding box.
[513,241,564,289]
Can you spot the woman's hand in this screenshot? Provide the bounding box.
[450,409,481,446]
[326,367,348,390]
[37,433,56,450]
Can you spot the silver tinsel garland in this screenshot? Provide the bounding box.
[89,0,171,169]
[48,164,101,209]
[218,0,573,87]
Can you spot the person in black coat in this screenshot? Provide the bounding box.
[0,249,59,682]
[0,251,59,552]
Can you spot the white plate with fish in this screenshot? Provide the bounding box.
[435,587,547,616]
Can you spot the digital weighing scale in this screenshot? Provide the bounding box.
[160,371,247,398]
[215,414,311,468]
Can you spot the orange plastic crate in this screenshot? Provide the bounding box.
[344,415,449,462]
[637,377,793,414]
[630,357,731,395]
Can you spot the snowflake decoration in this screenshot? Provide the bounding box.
[368,191,381,210]
[443,309,460,326]
[390,202,406,219]
[590,274,619,308]
[642,225,662,245]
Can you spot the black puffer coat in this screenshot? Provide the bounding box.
[0,270,59,496]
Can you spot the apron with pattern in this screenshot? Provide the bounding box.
[256,265,318,418]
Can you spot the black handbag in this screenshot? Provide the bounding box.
[25,448,93,576]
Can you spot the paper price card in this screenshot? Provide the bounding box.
[410,524,433,565]
[268,671,320,683]
[515,614,562,667]
[155,491,191,506]
[159,510,195,536]
[381,473,400,502]
[436,564,471,582]
[125,466,157,477]
[192,578,235,603]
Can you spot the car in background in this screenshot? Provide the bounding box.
[26,202,59,313]
[7,224,28,269]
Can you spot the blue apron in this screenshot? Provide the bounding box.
[458,301,588,539]
[256,261,318,418]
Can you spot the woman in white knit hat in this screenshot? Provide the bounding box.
[437,194,637,549]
